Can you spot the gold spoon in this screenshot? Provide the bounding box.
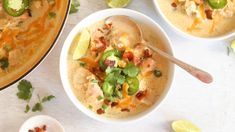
[106,16,213,84]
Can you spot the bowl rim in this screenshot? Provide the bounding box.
[0,0,71,91]
[152,0,235,41]
[60,8,175,124]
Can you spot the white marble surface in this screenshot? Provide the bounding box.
[1,0,235,132]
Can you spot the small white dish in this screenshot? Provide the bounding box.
[153,0,235,41]
[60,8,175,123]
[19,115,64,132]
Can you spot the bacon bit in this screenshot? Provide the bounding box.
[34,127,41,132]
[143,49,152,58]
[136,90,147,100]
[111,102,119,107]
[28,130,34,132]
[205,9,213,20]
[121,108,130,112]
[171,2,177,8]
[103,23,112,30]
[97,28,104,33]
[97,108,105,114]
[93,37,107,52]
[42,125,47,131]
[122,51,134,61]
[104,99,111,106]
[130,104,136,108]
[133,56,143,66]
[104,59,115,67]
[90,67,105,81]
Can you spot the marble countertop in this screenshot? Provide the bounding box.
[1,0,235,132]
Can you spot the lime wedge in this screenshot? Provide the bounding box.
[106,0,131,8]
[231,40,235,52]
[172,120,201,132]
[72,29,91,60]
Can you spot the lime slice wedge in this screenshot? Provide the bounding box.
[231,40,235,52]
[106,0,131,8]
[72,29,91,60]
[172,120,201,132]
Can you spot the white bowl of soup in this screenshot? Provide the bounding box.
[154,0,235,40]
[60,9,175,123]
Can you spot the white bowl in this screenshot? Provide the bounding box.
[60,8,175,123]
[153,0,235,41]
[19,115,64,132]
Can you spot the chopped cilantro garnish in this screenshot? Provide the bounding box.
[70,0,80,14]
[24,104,30,113]
[32,102,43,112]
[90,79,99,83]
[97,95,104,101]
[42,95,55,103]
[88,105,93,110]
[48,12,56,19]
[123,63,140,77]
[16,80,55,113]
[0,58,9,70]
[102,104,108,110]
[79,62,86,67]
[16,80,33,101]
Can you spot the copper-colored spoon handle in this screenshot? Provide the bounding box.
[146,44,213,84]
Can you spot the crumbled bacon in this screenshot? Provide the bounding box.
[136,90,147,100]
[143,49,152,58]
[104,59,115,67]
[171,2,177,8]
[122,51,134,61]
[205,9,213,20]
[121,108,130,112]
[103,23,112,30]
[97,108,105,114]
[104,99,111,105]
[111,102,119,107]
[93,37,107,52]
[42,125,47,131]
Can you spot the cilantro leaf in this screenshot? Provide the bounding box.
[70,0,80,14]
[123,63,140,77]
[42,95,55,103]
[24,104,30,113]
[32,102,43,112]
[16,80,33,101]
[0,58,9,70]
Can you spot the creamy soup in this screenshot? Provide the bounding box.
[67,16,173,118]
[0,0,69,88]
[157,0,235,37]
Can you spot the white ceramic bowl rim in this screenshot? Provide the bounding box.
[153,0,235,41]
[60,8,175,124]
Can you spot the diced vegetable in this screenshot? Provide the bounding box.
[3,0,29,17]
[154,69,162,77]
[102,82,113,97]
[126,77,139,96]
[123,63,140,77]
[99,49,122,70]
[208,0,227,9]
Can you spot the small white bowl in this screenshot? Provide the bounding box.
[153,0,235,41]
[60,8,175,123]
[19,115,64,132]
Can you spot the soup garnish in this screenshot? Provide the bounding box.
[68,17,169,116]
